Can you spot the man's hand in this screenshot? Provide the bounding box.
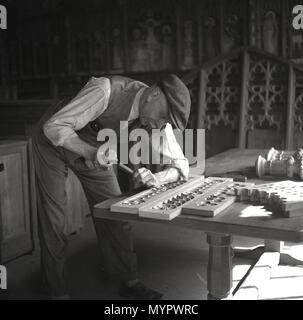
[133,167,182,187]
[85,147,118,169]
[133,167,160,187]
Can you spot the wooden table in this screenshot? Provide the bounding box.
[93,148,303,300]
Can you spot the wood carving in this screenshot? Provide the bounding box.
[201,57,241,130]
[256,148,303,180]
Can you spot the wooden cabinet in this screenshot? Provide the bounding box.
[0,138,37,263]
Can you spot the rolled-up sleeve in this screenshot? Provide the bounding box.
[43,77,111,147]
[151,123,189,179]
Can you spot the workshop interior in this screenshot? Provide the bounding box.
[1,0,303,301]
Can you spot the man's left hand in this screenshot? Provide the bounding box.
[133,167,159,187]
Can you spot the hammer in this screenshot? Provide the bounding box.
[97,147,134,175]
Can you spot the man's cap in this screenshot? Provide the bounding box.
[158,74,191,131]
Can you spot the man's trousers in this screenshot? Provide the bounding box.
[32,130,138,297]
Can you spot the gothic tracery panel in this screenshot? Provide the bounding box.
[201,57,242,130]
[246,53,288,132]
[294,71,303,133]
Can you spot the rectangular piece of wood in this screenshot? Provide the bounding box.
[110,175,205,214]
[182,182,254,217]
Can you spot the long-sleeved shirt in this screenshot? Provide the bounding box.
[43,76,189,179]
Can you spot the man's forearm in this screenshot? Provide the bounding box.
[153,167,181,185]
[62,135,97,161]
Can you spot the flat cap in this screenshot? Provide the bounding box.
[158,74,191,131]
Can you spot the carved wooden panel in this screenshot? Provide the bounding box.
[294,70,303,147]
[200,0,221,60]
[127,0,176,73]
[246,53,288,134]
[201,57,242,130]
[221,0,246,53]
[108,0,125,73]
[249,0,282,55]
[0,140,35,263]
[178,0,199,70]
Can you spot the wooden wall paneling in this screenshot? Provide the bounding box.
[32,19,51,78]
[89,13,108,74]
[46,20,53,78]
[107,0,126,74]
[26,137,38,250]
[221,0,247,53]
[242,0,249,47]
[293,69,303,149]
[31,22,38,78]
[178,0,198,71]
[197,1,203,66]
[50,15,68,76]
[257,0,282,56]
[0,141,33,263]
[200,0,221,62]
[65,16,73,75]
[197,69,207,129]
[248,0,257,47]
[219,0,224,54]
[238,50,250,149]
[175,0,182,69]
[104,13,111,74]
[70,14,90,74]
[126,0,177,73]
[122,0,129,73]
[280,0,287,58]
[286,65,295,150]
[19,23,34,78]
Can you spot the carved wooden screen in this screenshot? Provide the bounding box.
[293,69,303,149]
[245,52,288,149]
[198,54,242,157]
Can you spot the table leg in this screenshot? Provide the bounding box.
[206,233,233,300]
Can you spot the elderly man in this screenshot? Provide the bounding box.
[32,74,191,300]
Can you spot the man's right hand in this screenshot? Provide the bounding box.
[85,149,118,169]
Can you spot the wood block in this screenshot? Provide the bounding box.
[182,182,254,217]
[110,175,205,214]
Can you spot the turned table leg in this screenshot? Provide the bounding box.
[206,233,233,300]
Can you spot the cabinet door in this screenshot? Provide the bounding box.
[0,144,32,263]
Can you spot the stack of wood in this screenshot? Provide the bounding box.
[235,180,303,218]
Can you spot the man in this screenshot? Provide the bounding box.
[32,74,191,300]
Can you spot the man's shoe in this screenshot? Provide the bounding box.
[119,282,163,300]
[51,294,70,300]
